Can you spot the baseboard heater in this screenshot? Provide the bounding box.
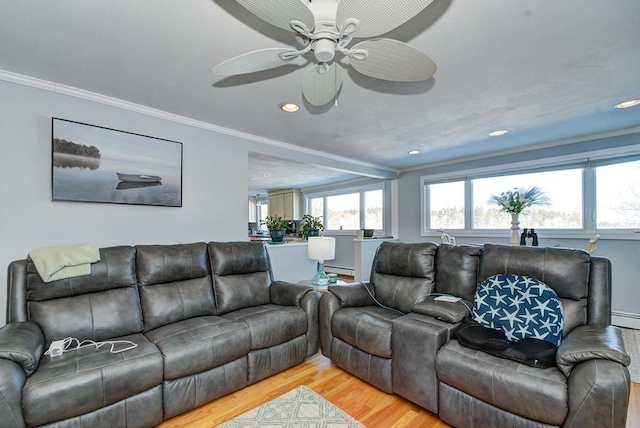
[612,310,640,330]
[324,265,354,277]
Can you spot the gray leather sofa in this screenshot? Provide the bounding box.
[0,241,319,427]
[319,242,631,427]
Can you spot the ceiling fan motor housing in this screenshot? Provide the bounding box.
[308,1,340,63]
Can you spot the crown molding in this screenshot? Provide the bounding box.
[0,69,398,179]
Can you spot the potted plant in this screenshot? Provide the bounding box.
[261,216,289,243]
[299,214,324,240]
[489,186,549,244]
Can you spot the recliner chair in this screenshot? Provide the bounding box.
[319,241,437,393]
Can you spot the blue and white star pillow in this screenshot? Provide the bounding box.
[472,273,564,346]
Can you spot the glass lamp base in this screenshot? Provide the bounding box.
[311,261,330,286]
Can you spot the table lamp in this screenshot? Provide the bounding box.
[308,236,335,286]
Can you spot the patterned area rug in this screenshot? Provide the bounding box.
[620,327,640,383]
[217,386,364,427]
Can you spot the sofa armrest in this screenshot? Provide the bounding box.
[392,313,461,413]
[270,280,312,306]
[0,359,26,428]
[0,321,45,376]
[565,359,630,427]
[556,325,630,377]
[328,281,375,308]
[412,297,473,323]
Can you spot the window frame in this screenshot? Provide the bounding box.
[420,154,640,240]
[305,182,386,234]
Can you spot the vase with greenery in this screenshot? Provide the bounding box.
[299,214,324,240]
[261,216,289,243]
[489,186,549,244]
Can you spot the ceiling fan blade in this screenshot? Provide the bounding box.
[336,0,434,38]
[211,48,298,76]
[349,39,436,82]
[234,0,315,33]
[303,63,343,107]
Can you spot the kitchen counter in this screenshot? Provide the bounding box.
[257,240,316,283]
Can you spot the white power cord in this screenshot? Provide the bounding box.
[44,337,138,357]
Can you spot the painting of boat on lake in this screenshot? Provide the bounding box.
[52,118,182,207]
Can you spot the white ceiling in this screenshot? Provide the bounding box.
[1,0,639,192]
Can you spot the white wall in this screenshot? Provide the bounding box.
[0,80,251,325]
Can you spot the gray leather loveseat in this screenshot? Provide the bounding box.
[0,241,319,427]
[319,242,631,427]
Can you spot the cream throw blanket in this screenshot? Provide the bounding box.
[28,243,101,283]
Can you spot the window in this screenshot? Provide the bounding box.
[472,170,582,229]
[305,184,385,232]
[596,160,640,228]
[420,156,640,235]
[258,203,269,232]
[364,189,383,230]
[427,181,465,229]
[326,193,359,230]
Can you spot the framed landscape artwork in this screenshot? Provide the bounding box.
[51,118,183,207]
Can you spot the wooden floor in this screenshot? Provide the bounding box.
[158,352,640,427]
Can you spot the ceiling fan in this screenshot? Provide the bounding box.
[211,0,437,107]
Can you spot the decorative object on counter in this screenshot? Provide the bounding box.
[586,234,600,253]
[441,233,456,244]
[328,273,338,284]
[308,236,335,286]
[489,186,549,245]
[299,214,324,240]
[363,229,374,238]
[520,229,539,246]
[261,215,289,243]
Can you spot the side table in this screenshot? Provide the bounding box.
[298,279,347,293]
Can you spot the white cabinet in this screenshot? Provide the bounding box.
[268,189,302,220]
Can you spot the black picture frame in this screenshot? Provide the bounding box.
[51,118,183,207]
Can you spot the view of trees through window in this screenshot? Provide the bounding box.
[428,181,465,229]
[309,188,383,231]
[428,169,583,230]
[596,160,640,228]
[472,170,582,229]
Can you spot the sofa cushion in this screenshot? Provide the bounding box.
[479,244,589,334]
[144,316,250,380]
[21,333,162,427]
[371,241,437,314]
[209,242,273,315]
[472,273,564,346]
[435,244,481,302]
[26,246,143,345]
[136,243,215,331]
[436,339,568,425]
[222,304,307,350]
[331,306,401,358]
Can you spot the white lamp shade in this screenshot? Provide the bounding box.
[307,237,335,261]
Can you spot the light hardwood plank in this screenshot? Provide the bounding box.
[159,352,640,428]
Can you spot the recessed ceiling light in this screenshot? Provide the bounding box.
[408,150,421,155]
[489,129,508,137]
[614,100,640,109]
[281,103,300,113]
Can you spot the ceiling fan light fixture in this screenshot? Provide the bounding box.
[489,129,508,137]
[281,103,300,113]
[614,100,640,109]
